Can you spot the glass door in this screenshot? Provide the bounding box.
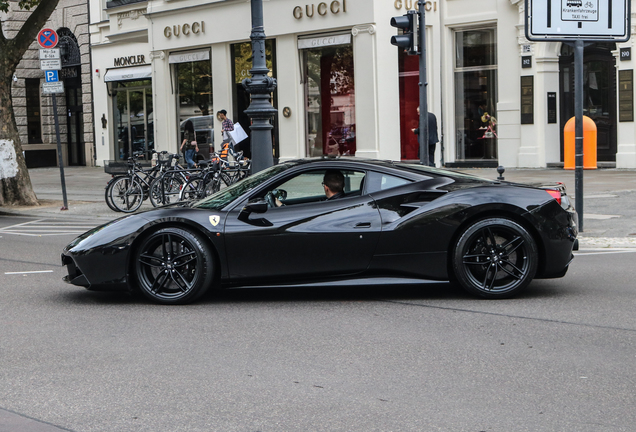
[64,66,84,166]
[559,43,617,162]
[303,44,356,157]
[112,80,153,161]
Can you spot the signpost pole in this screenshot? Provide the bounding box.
[51,94,68,210]
[38,29,67,210]
[574,39,584,231]
[418,0,429,167]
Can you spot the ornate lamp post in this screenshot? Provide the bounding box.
[242,0,277,173]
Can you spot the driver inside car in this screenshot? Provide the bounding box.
[265,169,346,208]
[322,169,345,200]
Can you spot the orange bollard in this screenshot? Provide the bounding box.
[564,116,597,170]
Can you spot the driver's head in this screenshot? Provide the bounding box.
[323,170,344,197]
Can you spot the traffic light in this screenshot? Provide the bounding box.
[390,11,417,55]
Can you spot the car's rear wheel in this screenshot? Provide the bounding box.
[451,218,538,299]
[135,227,214,304]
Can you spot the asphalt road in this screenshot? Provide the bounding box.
[1,215,636,432]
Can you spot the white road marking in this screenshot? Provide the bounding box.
[574,249,636,256]
[583,214,621,220]
[585,194,618,199]
[4,270,54,275]
[0,218,96,236]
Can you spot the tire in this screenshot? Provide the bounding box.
[451,218,538,299]
[180,177,204,201]
[105,175,126,212]
[150,175,185,207]
[203,176,220,196]
[134,227,215,304]
[109,176,143,213]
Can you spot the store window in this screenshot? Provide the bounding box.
[231,40,278,160]
[171,50,213,158]
[300,35,355,157]
[454,28,497,160]
[25,78,42,144]
[112,79,153,161]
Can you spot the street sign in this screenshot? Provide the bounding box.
[37,28,58,48]
[40,59,62,71]
[525,0,631,42]
[39,48,60,60]
[42,81,64,94]
[45,70,59,83]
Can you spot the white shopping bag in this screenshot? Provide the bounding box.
[228,122,249,144]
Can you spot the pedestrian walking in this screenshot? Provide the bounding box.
[180,120,199,169]
[217,110,235,147]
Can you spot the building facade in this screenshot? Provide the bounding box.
[4,0,94,168]
[88,0,636,169]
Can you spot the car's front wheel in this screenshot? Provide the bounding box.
[134,227,214,304]
[451,218,538,299]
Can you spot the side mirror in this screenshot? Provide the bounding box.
[238,199,272,226]
[244,199,268,214]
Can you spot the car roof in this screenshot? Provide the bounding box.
[277,157,495,183]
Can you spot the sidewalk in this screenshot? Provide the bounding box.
[1,165,635,246]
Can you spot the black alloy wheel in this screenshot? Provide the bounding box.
[135,227,214,304]
[451,218,538,299]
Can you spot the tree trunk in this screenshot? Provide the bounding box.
[0,0,62,206]
[0,72,38,206]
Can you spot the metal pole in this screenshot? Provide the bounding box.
[574,40,584,231]
[418,0,429,166]
[243,0,277,173]
[52,94,69,210]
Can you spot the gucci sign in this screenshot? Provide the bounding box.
[293,0,347,19]
[394,0,437,12]
[164,21,205,38]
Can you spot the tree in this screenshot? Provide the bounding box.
[0,0,61,206]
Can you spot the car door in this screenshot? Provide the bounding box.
[223,168,382,282]
[366,171,451,279]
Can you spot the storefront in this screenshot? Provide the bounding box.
[89,0,636,169]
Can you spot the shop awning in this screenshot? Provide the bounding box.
[104,65,152,82]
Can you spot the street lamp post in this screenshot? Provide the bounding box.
[242,0,277,173]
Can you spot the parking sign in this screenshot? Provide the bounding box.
[45,70,59,83]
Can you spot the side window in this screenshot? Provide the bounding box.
[263,169,366,207]
[365,171,411,194]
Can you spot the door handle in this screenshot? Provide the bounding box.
[355,222,372,228]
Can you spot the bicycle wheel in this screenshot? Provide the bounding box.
[105,175,126,212]
[203,174,222,196]
[220,171,234,187]
[109,176,143,213]
[149,174,186,207]
[180,177,205,201]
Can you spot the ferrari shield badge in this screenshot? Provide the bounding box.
[209,215,220,226]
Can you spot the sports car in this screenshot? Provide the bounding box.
[62,158,578,304]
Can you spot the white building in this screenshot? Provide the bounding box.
[88,0,636,168]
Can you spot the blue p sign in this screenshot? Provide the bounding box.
[45,70,59,83]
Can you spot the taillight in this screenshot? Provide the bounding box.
[546,189,562,205]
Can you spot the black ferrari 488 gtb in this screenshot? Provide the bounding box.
[62,158,578,304]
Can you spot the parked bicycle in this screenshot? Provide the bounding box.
[104,152,177,212]
[178,149,251,201]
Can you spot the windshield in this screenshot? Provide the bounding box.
[193,163,292,210]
